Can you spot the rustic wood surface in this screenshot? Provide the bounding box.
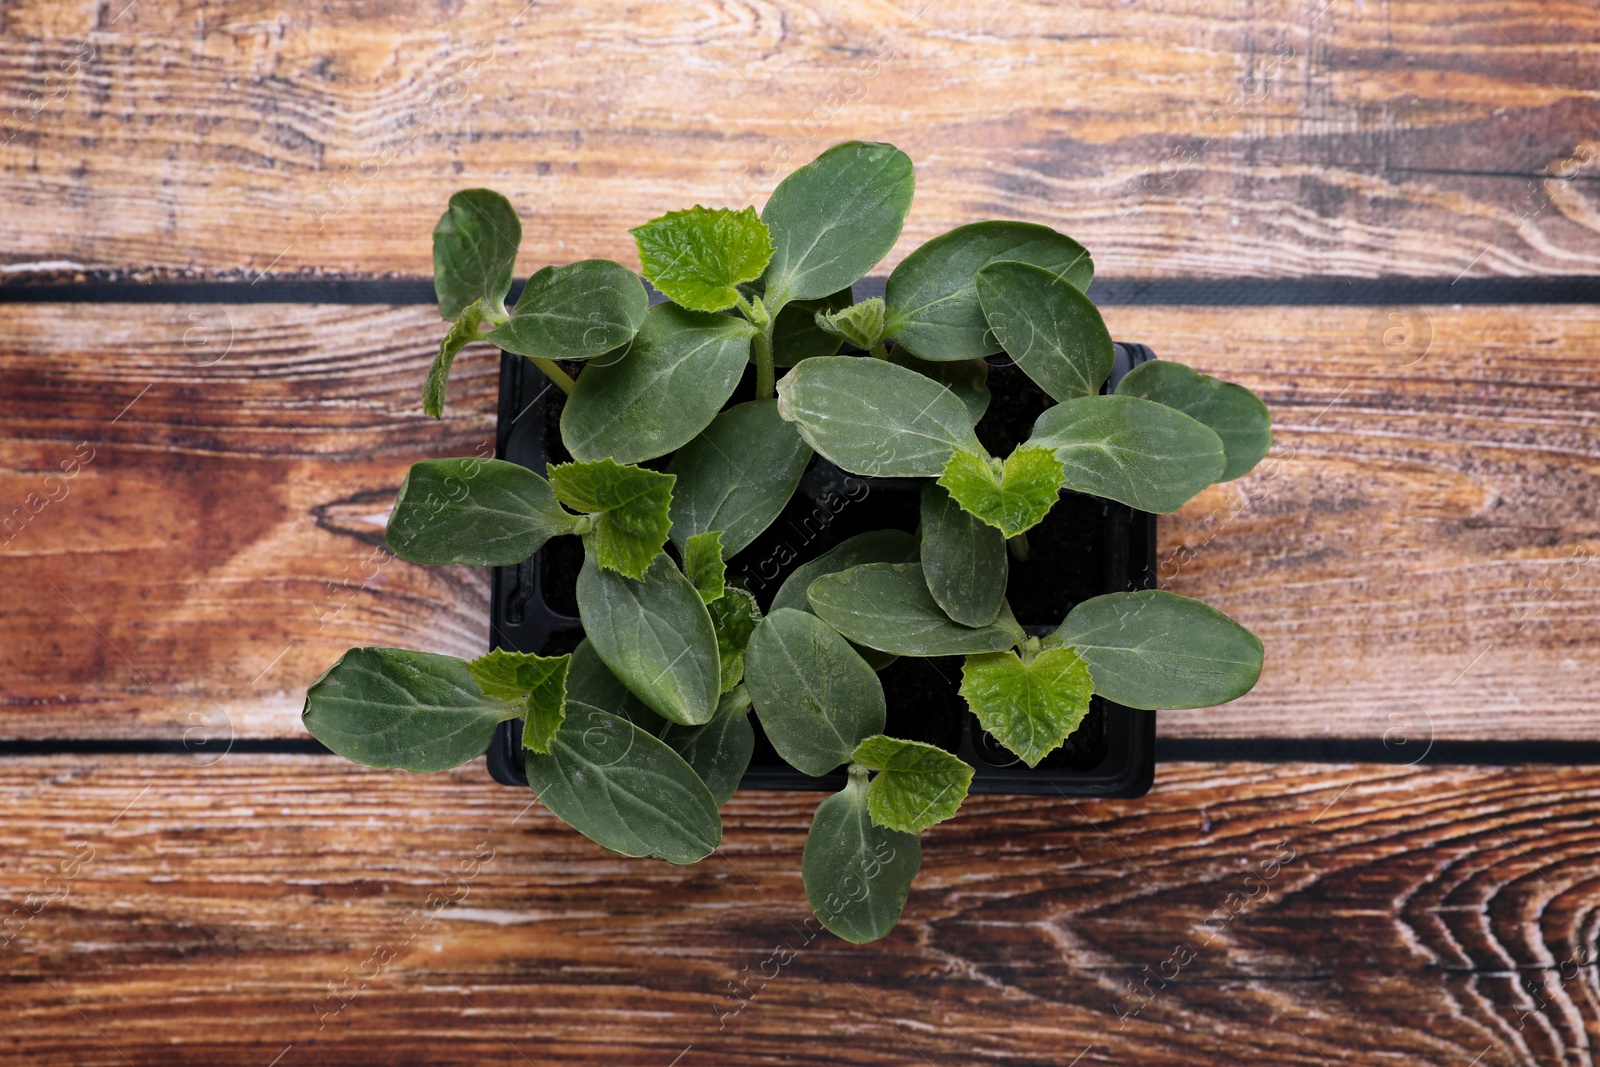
[1,0,1598,281]
[1,301,1593,741]
[3,755,1599,1066]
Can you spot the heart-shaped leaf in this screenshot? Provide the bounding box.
[548,458,675,579]
[919,481,1007,627]
[485,259,648,360]
[387,457,577,567]
[303,647,519,771]
[668,401,813,556]
[433,189,520,321]
[760,141,914,307]
[976,259,1115,401]
[524,703,721,864]
[632,206,774,312]
[658,690,755,807]
[1027,394,1225,513]
[466,649,571,754]
[959,646,1094,767]
[815,297,887,351]
[1046,590,1264,709]
[770,529,920,615]
[937,445,1064,539]
[561,303,756,464]
[682,531,726,604]
[807,563,1023,656]
[576,553,721,725]
[745,608,886,776]
[776,356,983,478]
[708,586,761,693]
[802,776,922,944]
[1115,360,1273,482]
[850,735,973,833]
[883,221,1093,361]
[424,298,489,418]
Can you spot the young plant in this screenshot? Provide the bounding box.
[303,141,1271,943]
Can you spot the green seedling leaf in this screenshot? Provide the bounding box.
[433,189,520,321]
[576,553,721,725]
[802,775,922,944]
[1028,394,1226,513]
[808,562,1023,656]
[561,303,757,464]
[632,206,774,312]
[761,141,914,307]
[745,608,886,776]
[658,689,755,807]
[708,587,761,693]
[776,356,983,477]
[770,286,852,367]
[883,220,1093,361]
[1116,360,1273,482]
[466,649,571,754]
[1046,589,1264,710]
[770,530,920,615]
[303,647,519,771]
[566,639,664,732]
[524,703,721,864]
[549,458,675,579]
[668,401,813,556]
[815,297,887,351]
[938,445,1064,539]
[976,260,1115,401]
[959,646,1093,767]
[387,457,577,566]
[424,298,488,418]
[919,481,1007,627]
[850,735,973,833]
[485,259,648,361]
[886,351,990,425]
[683,531,726,604]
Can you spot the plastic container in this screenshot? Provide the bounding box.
[485,344,1159,797]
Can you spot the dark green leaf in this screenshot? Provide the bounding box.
[683,531,726,604]
[937,445,1064,539]
[303,647,518,771]
[770,530,920,615]
[815,297,887,351]
[776,356,983,477]
[883,221,1093,361]
[919,481,1007,627]
[387,457,576,567]
[976,259,1114,400]
[576,553,721,725]
[1046,589,1264,709]
[760,141,914,307]
[770,286,852,367]
[959,646,1093,767]
[807,562,1023,656]
[745,608,886,776]
[885,351,990,425]
[850,735,973,833]
[485,260,648,360]
[708,587,761,693]
[561,303,756,464]
[632,206,774,312]
[566,639,663,732]
[433,189,520,321]
[1027,394,1226,513]
[466,649,571,755]
[424,299,488,419]
[802,775,922,943]
[525,703,720,864]
[548,458,675,579]
[1115,360,1273,482]
[659,689,755,807]
[668,401,813,556]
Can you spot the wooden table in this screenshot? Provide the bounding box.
[2,2,1596,1063]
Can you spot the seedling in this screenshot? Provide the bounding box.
[304,142,1271,943]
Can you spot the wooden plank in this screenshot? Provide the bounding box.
[3,755,1599,1065]
[1,301,1595,741]
[1,1,1598,280]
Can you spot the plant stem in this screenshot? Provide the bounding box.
[529,356,576,396]
[1007,532,1033,561]
[753,320,777,399]
[869,342,889,360]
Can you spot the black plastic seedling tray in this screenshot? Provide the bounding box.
[485,344,1159,798]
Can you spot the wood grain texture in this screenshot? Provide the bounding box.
[2,301,1595,741]
[3,755,1599,1065]
[1,0,1598,281]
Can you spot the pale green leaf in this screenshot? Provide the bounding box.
[632,206,774,312]
[976,259,1114,401]
[959,646,1093,767]
[937,445,1064,539]
[433,189,520,321]
[466,649,571,755]
[1027,394,1226,513]
[919,481,1007,627]
[850,735,973,833]
[708,587,761,693]
[802,777,922,943]
[1046,589,1264,709]
[668,401,812,556]
[1115,360,1273,482]
[807,562,1023,656]
[424,298,488,419]
[815,297,887,351]
[387,457,577,567]
[485,259,648,360]
[548,458,675,579]
[775,356,983,477]
[683,531,726,604]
